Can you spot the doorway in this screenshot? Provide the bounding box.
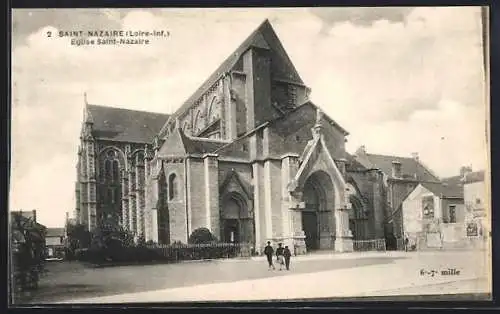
[302,211,319,250]
[302,171,333,251]
[223,219,240,243]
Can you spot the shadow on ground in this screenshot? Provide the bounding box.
[15,256,404,304]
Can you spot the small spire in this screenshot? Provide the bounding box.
[312,108,323,138]
[84,91,88,105]
[315,108,323,125]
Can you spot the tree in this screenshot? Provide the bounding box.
[10,213,46,294]
[188,228,218,244]
[90,219,134,250]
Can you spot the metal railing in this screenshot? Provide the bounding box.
[353,238,386,251]
[144,242,254,261]
[395,237,405,251]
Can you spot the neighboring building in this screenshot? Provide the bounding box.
[10,210,46,257]
[462,169,488,239]
[75,19,449,254]
[353,148,442,249]
[45,228,66,258]
[401,181,465,250]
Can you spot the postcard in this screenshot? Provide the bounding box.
[9,7,491,304]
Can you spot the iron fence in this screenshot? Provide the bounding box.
[353,238,386,251]
[396,238,405,251]
[144,242,253,261]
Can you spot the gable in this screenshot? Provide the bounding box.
[170,19,305,121]
[158,128,187,157]
[404,184,434,203]
[289,135,345,192]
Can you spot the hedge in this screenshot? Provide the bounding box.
[75,242,250,266]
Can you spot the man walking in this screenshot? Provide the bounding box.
[283,245,292,271]
[276,243,285,271]
[264,241,275,270]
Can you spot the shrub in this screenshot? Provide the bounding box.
[188,228,218,244]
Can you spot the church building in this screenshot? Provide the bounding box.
[75,20,443,254]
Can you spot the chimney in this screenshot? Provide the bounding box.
[392,161,402,178]
[460,165,473,179]
[32,210,37,223]
[411,152,419,161]
[356,145,367,156]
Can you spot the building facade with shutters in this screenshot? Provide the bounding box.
[75,20,449,254]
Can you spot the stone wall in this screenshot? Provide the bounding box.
[163,159,188,243]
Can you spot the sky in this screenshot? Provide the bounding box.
[11,7,488,228]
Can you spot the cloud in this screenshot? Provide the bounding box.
[310,7,414,33]
[10,8,487,227]
[12,9,126,47]
[348,100,487,177]
[277,6,485,124]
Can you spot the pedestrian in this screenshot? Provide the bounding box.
[404,237,409,252]
[276,243,284,271]
[264,241,275,270]
[283,245,292,271]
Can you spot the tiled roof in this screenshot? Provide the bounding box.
[360,153,440,182]
[180,133,228,155]
[170,19,305,121]
[463,170,485,184]
[158,127,228,157]
[345,153,368,171]
[442,175,463,186]
[212,100,348,159]
[87,104,170,143]
[421,181,463,199]
[46,227,65,238]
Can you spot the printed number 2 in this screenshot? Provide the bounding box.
[47,31,52,37]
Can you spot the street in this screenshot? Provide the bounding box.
[17,249,491,304]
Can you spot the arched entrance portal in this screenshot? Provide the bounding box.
[221,193,254,244]
[302,171,335,251]
[349,195,369,241]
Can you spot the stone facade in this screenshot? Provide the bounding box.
[75,19,447,254]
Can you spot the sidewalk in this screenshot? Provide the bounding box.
[59,250,490,303]
[249,249,483,262]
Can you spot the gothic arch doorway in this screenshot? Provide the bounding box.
[221,193,253,244]
[302,171,335,251]
[349,196,369,240]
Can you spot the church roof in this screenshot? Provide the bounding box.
[170,19,305,121]
[359,153,440,182]
[86,104,169,143]
[212,100,348,159]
